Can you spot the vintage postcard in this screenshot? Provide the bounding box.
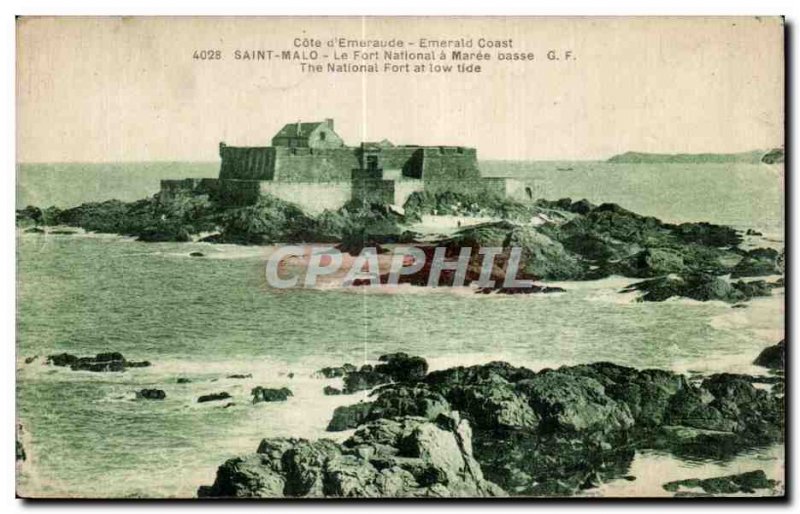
[15,16,785,499]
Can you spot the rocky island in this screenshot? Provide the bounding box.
[17,188,784,303]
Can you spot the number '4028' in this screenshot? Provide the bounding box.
[193,50,222,60]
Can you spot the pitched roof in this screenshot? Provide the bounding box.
[273,121,326,140]
[362,139,394,149]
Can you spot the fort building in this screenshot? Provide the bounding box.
[160,119,525,213]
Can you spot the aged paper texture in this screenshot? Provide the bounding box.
[16,16,784,499]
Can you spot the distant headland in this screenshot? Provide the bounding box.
[607,148,784,165]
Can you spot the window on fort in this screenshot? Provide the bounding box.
[319,132,326,141]
[367,155,379,171]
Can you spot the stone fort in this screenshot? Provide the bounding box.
[161,119,524,213]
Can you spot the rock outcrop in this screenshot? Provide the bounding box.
[327,402,375,432]
[754,340,785,370]
[19,194,783,303]
[314,363,357,378]
[206,351,784,497]
[366,354,782,495]
[198,392,232,403]
[251,387,293,404]
[621,273,772,303]
[327,385,452,432]
[730,248,783,278]
[16,424,26,462]
[663,470,777,495]
[47,352,151,372]
[199,412,505,498]
[326,353,431,395]
[137,389,166,400]
[761,148,784,164]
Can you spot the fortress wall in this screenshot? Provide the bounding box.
[352,179,396,206]
[219,146,276,180]
[259,181,352,214]
[421,178,511,198]
[420,147,481,181]
[383,169,403,180]
[376,148,422,177]
[215,179,262,205]
[159,178,220,202]
[393,179,426,207]
[496,178,528,200]
[273,148,359,182]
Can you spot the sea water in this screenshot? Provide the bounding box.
[15,161,785,497]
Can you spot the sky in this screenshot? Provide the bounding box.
[16,16,784,162]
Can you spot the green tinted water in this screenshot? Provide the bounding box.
[16,161,785,497]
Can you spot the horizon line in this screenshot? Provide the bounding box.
[15,147,780,167]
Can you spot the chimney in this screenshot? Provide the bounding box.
[296,121,301,136]
[325,118,334,130]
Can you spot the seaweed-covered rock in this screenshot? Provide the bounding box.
[754,340,785,370]
[136,388,166,400]
[444,377,539,430]
[251,387,293,404]
[556,203,670,254]
[476,285,566,295]
[420,363,537,431]
[375,353,429,382]
[730,248,782,278]
[560,362,686,427]
[516,371,635,434]
[670,222,742,247]
[198,392,232,403]
[472,428,635,496]
[610,248,687,278]
[314,363,357,378]
[336,354,429,394]
[663,470,777,495]
[664,384,736,432]
[323,386,342,396]
[700,373,784,441]
[621,273,767,303]
[369,385,451,422]
[46,352,151,372]
[327,402,375,432]
[731,279,772,298]
[342,369,392,394]
[136,223,191,242]
[425,361,536,390]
